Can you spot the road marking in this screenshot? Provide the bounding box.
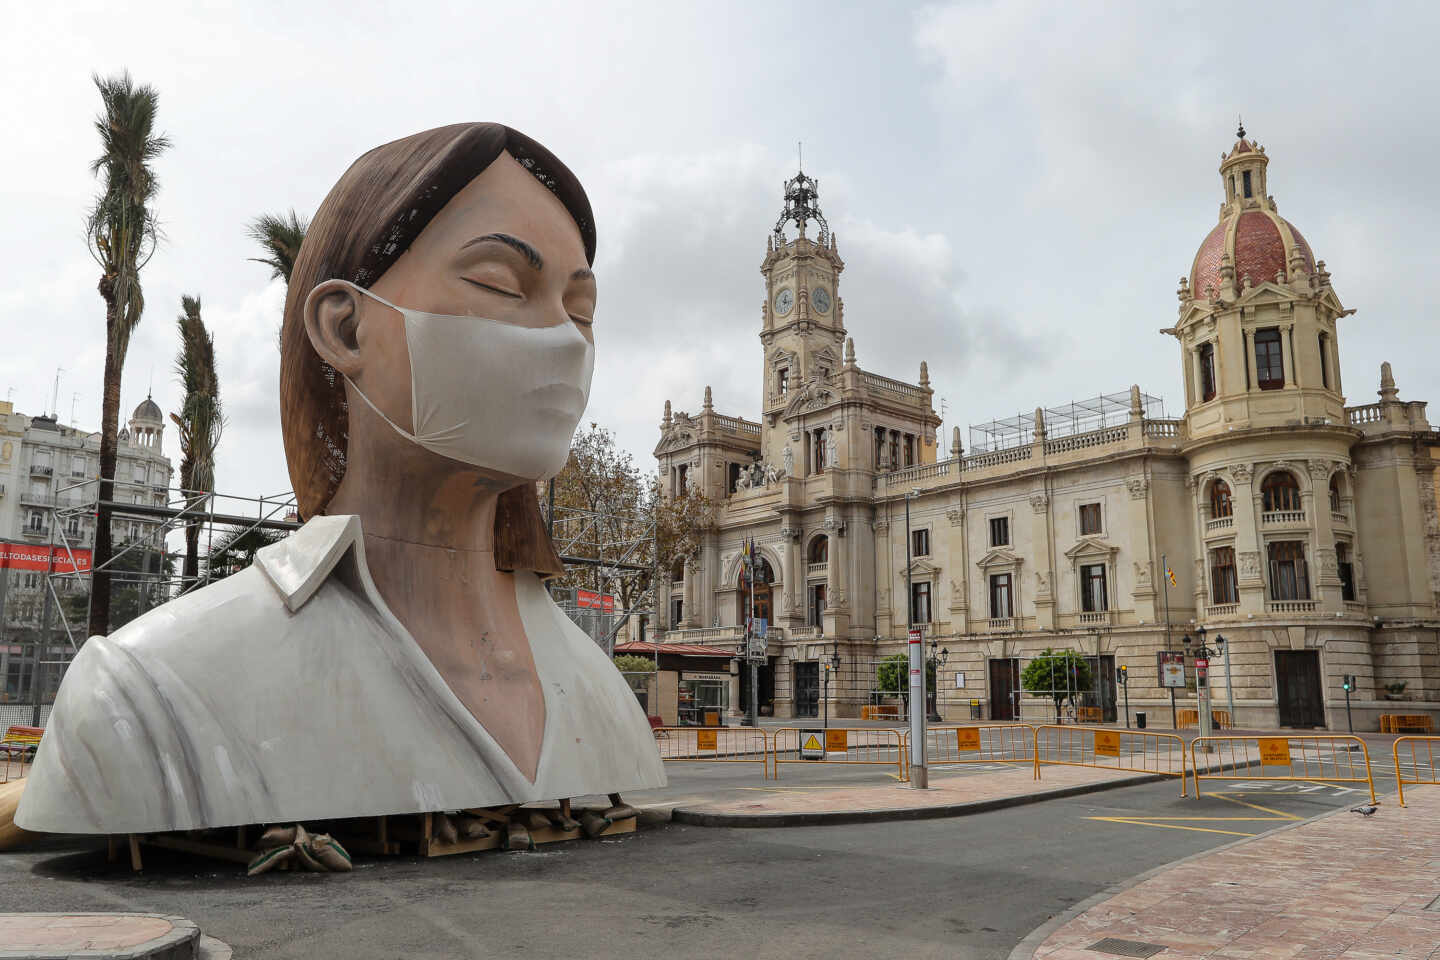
[1085,791,1310,837]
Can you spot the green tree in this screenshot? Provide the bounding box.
[1021,648,1094,722]
[85,71,171,639]
[876,653,934,697]
[170,294,223,589]
[205,524,286,583]
[612,654,657,673]
[246,210,309,283]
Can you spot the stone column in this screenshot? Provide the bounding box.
[1030,493,1055,629]
[728,660,742,719]
[1283,323,1297,388]
[1229,463,1265,615]
[1126,477,1157,622]
[1309,460,1341,611]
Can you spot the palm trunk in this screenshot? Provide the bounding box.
[87,294,122,639]
[183,499,201,587]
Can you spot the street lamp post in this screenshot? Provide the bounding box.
[926,643,950,722]
[1182,627,1226,750]
[905,488,927,789]
[823,641,842,729]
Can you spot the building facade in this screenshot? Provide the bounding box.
[655,131,1440,731]
[0,397,173,700]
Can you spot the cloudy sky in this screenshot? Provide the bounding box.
[3,0,1437,506]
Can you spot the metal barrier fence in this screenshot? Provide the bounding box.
[771,727,905,780]
[1191,735,1376,804]
[912,725,1039,780]
[652,727,773,778]
[1393,736,1440,807]
[1035,725,1190,796]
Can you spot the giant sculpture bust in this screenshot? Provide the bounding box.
[18,124,665,834]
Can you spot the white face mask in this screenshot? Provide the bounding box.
[328,281,594,480]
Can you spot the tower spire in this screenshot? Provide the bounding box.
[1236,115,1245,140]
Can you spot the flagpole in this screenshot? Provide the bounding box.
[1162,551,1176,730]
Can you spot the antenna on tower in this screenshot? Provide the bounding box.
[1236,115,1245,139]
[797,140,802,171]
[70,392,80,426]
[51,366,64,418]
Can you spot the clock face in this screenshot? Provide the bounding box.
[811,286,832,314]
[773,287,795,316]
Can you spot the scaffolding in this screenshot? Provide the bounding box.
[968,389,1169,453]
[544,496,658,657]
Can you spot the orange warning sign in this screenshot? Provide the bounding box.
[825,729,848,753]
[1258,737,1291,766]
[1094,730,1121,757]
[696,729,718,751]
[955,728,981,752]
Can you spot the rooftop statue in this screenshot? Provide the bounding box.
[18,124,665,835]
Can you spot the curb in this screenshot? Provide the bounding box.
[0,914,199,960]
[671,770,1173,828]
[1004,793,1386,960]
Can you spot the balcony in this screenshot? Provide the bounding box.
[1331,511,1349,527]
[985,617,1014,632]
[1077,611,1111,626]
[1206,603,1239,617]
[1267,600,1317,614]
[1261,510,1306,526]
[806,562,828,577]
[29,464,53,477]
[19,491,54,507]
[1205,515,1233,533]
[20,525,50,540]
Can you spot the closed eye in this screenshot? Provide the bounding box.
[569,314,593,326]
[462,277,522,298]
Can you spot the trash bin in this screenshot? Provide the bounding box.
[1135,712,1147,729]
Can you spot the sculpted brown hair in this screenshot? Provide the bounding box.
[280,123,596,575]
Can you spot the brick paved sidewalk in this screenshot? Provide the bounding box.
[1023,786,1440,959]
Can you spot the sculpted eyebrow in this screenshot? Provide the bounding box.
[461,233,543,270]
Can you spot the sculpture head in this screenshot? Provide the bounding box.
[281,124,597,572]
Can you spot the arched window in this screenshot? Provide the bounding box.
[1261,471,1301,512]
[1210,479,1233,518]
[808,535,829,565]
[670,559,686,583]
[1329,473,1343,513]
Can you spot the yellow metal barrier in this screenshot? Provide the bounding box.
[1035,725,1189,796]
[912,725,1040,780]
[1191,735,1376,804]
[1393,736,1440,806]
[771,727,905,780]
[1176,708,1231,729]
[653,727,772,779]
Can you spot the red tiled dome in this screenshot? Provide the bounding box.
[1189,209,1315,299]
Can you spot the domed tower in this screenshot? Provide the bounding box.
[1173,125,1359,620]
[1174,123,1349,435]
[128,393,165,451]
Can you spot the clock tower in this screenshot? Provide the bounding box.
[759,168,847,453]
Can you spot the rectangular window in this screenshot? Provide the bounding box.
[889,432,900,470]
[1210,546,1239,604]
[813,429,826,475]
[670,596,684,628]
[728,462,741,493]
[1199,342,1217,402]
[910,581,932,624]
[1318,333,1329,389]
[1242,169,1253,198]
[1336,543,1356,603]
[1254,328,1284,390]
[1080,563,1108,612]
[1079,502,1102,536]
[874,427,886,469]
[71,456,86,478]
[989,516,1009,547]
[911,528,930,557]
[1267,541,1310,601]
[904,434,915,468]
[677,465,688,495]
[808,583,827,626]
[989,573,1013,619]
[777,368,788,397]
[27,511,43,531]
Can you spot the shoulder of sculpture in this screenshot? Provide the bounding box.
[253,514,362,613]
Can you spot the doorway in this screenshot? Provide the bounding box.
[794,661,819,718]
[989,658,1020,721]
[1275,650,1325,728]
[1081,655,1118,723]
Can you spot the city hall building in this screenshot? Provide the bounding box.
[653,129,1440,731]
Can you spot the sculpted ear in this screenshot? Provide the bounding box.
[303,280,363,377]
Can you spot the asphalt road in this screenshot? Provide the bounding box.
[0,773,1380,959]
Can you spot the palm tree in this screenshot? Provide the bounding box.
[170,295,223,590]
[85,71,171,639]
[205,524,285,582]
[247,210,308,282]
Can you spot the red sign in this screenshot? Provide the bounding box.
[1195,658,1209,669]
[576,589,616,613]
[0,542,92,574]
